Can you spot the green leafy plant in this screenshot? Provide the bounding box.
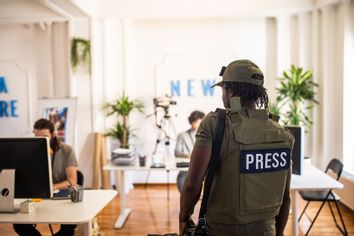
[71,38,91,73]
[268,101,281,116]
[274,65,319,129]
[103,93,144,148]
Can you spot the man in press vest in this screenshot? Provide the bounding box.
[179,59,294,235]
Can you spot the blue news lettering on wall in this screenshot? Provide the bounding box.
[0,76,18,118]
[170,79,217,97]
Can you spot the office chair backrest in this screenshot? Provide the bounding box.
[77,170,84,186]
[325,158,343,181]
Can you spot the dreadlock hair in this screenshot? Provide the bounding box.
[223,81,269,109]
[33,118,61,151]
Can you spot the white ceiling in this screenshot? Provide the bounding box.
[0,0,87,24]
[0,0,62,24]
[0,0,341,24]
[87,0,341,19]
[90,0,317,19]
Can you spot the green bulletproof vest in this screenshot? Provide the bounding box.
[206,97,294,225]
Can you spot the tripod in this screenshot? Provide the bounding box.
[152,106,177,156]
[145,105,177,200]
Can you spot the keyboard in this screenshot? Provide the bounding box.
[52,189,71,200]
[176,162,190,168]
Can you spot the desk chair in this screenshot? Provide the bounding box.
[298,159,348,236]
[77,170,84,186]
[49,170,84,235]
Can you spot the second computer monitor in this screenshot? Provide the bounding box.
[284,126,304,175]
[0,137,53,198]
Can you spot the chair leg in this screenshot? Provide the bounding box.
[48,224,54,235]
[298,201,310,222]
[328,202,337,224]
[333,200,348,236]
[304,200,327,236]
[328,201,340,229]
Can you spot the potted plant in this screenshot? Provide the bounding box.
[272,65,319,130]
[71,37,91,73]
[103,93,144,149]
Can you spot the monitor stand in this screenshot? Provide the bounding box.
[0,169,17,213]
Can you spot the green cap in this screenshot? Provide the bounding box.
[212,59,264,88]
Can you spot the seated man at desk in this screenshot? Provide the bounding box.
[175,110,205,192]
[13,118,78,236]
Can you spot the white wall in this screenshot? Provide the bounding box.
[100,17,267,182]
[342,0,354,174]
[66,16,272,186]
[0,24,54,136]
[70,17,96,186]
[0,25,33,136]
[127,18,265,146]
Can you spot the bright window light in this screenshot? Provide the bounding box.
[343,26,354,175]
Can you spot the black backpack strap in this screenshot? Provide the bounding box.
[198,108,226,219]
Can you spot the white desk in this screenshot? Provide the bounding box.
[103,161,188,228]
[290,163,343,236]
[0,190,117,235]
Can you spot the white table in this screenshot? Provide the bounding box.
[290,163,343,236]
[103,161,188,228]
[0,190,117,235]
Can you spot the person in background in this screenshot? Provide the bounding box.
[179,59,294,235]
[175,110,205,192]
[13,118,78,236]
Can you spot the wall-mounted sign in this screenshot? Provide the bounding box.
[153,52,235,156]
[155,52,236,114]
[170,78,216,97]
[0,76,18,117]
[0,60,29,137]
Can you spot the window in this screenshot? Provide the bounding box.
[342,12,354,174]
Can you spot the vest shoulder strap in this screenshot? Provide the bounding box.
[198,108,226,219]
[269,112,280,122]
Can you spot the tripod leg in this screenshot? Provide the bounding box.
[144,170,151,189]
[152,139,160,155]
[153,118,166,155]
[167,170,170,201]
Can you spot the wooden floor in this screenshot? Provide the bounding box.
[1,184,353,235]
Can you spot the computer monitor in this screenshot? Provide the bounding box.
[0,137,53,198]
[284,126,304,175]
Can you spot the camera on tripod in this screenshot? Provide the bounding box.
[148,95,178,157]
[153,95,177,109]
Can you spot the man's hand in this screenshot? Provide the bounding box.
[179,221,187,235]
[179,147,211,236]
[53,183,58,191]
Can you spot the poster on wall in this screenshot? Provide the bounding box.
[37,98,77,147]
[0,60,30,137]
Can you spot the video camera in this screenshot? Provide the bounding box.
[153,95,177,109]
